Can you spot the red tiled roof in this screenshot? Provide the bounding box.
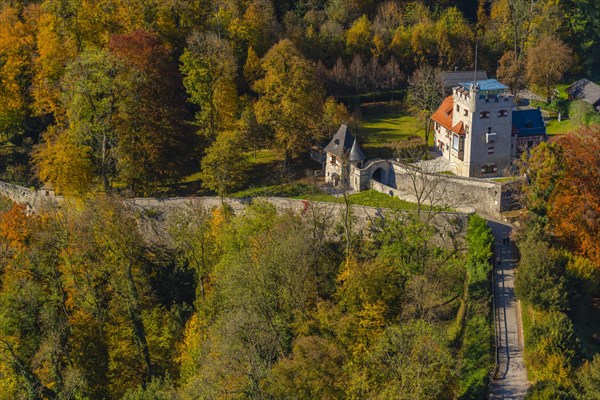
[431,96,454,130]
[452,121,465,135]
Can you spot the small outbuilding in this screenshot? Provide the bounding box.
[567,78,600,113]
[323,125,365,188]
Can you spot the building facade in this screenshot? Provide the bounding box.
[432,79,546,178]
[324,124,366,190]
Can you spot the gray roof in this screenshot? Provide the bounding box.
[441,70,488,90]
[567,78,600,111]
[324,125,364,161]
[513,108,546,137]
[349,138,365,162]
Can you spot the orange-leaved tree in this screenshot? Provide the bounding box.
[549,126,600,266]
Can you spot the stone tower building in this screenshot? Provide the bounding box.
[432,79,515,177]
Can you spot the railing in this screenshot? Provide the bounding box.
[490,244,500,383]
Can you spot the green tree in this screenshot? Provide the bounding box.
[266,336,345,399]
[58,49,128,191]
[515,233,569,311]
[200,131,249,199]
[181,31,238,141]
[568,100,600,126]
[577,354,600,400]
[350,321,455,399]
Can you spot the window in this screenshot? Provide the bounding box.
[498,110,508,117]
[456,104,460,112]
[452,135,459,151]
[481,164,498,174]
[465,124,469,134]
[480,111,490,119]
[488,146,494,154]
[330,155,336,164]
[464,109,468,116]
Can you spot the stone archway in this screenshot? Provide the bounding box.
[372,167,386,184]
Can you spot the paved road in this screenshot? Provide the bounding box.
[487,220,529,399]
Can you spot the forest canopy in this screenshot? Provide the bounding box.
[0,0,597,193]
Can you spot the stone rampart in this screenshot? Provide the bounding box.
[0,181,45,211]
[358,159,507,216]
[0,181,472,247]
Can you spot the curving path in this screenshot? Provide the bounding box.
[487,219,529,399]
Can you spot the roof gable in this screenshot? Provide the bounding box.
[567,78,600,106]
[324,125,364,160]
[431,96,454,130]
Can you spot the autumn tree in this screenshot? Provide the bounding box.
[549,127,600,266]
[181,31,238,141]
[435,7,474,70]
[254,39,324,162]
[109,30,198,193]
[497,50,527,97]
[346,14,372,59]
[238,102,269,158]
[321,97,352,141]
[32,8,78,117]
[515,233,569,311]
[0,5,35,143]
[526,36,573,102]
[243,46,263,86]
[241,0,281,56]
[33,126,95,196]
[266,336,346,399]
[407,66,444,146]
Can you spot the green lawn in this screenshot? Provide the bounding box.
[248,148,280,165]
[545,118,580,135]
[301,190,426,211]
[358,112,426,158]
[301,190,447,211]
[232,183,440,211]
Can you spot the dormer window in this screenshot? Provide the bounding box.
[480,111,490,119]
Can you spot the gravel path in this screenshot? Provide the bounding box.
[487,220,529,399]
